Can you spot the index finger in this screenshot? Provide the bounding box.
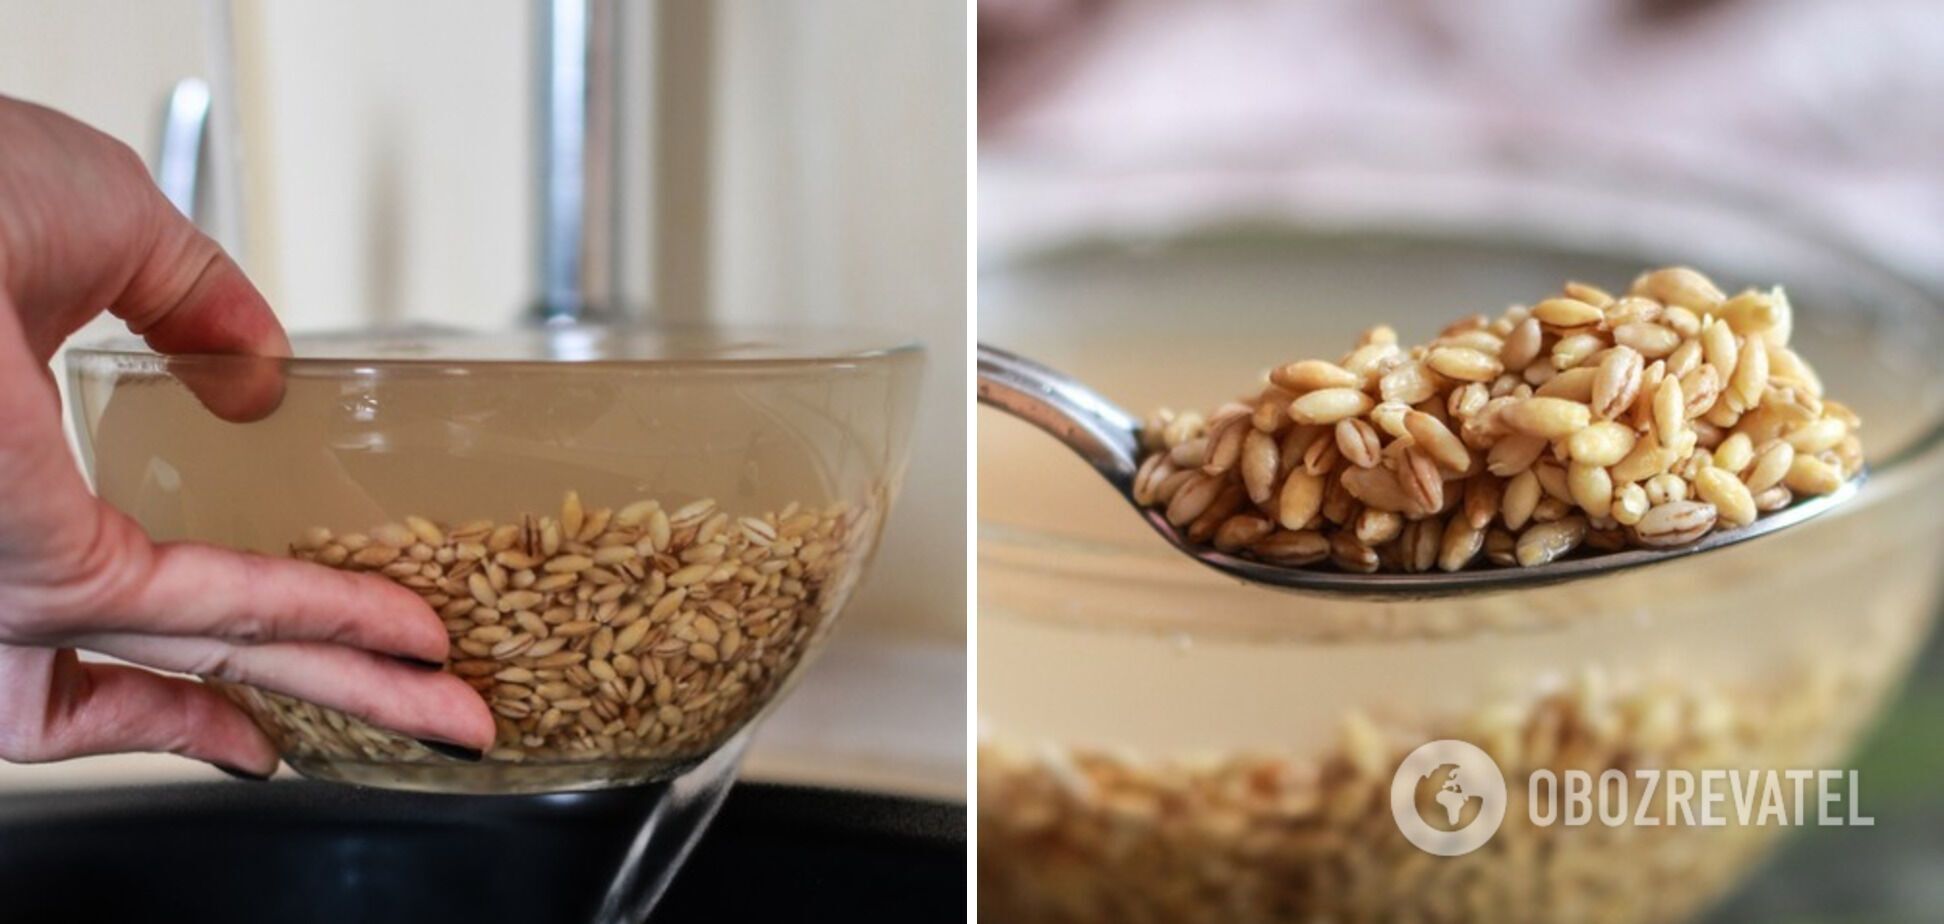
[58,540,455,665]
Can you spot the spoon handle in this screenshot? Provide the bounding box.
[977,344,1143,492]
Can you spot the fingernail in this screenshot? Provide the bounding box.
[415,739,484,762]
[391,655,448,672]
[214,762,272,782]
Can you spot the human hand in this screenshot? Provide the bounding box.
[0,96,495,778]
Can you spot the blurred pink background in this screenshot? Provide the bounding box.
[980,0,1944,288]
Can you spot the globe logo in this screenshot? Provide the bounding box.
[1421,763,1484,831]
[1390,739,1507,856]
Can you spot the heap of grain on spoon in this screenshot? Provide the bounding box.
[979,267,1865,596]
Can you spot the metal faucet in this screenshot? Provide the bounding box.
[534,0,715,326]
[160,0,707,329]
[534,0,622,324]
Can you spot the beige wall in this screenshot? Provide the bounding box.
[707,1,967,641]
[0,1,206,150]
[1,0,965,641]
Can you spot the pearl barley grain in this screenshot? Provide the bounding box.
[225,491,867,781]
[1132,267,1859,573]
[980,653,1890,924]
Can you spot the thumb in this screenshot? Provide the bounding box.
[112,210,287,358]
[110,214,290,422]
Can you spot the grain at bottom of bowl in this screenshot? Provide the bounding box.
[221,491,871,787]
[978,655,1894,924]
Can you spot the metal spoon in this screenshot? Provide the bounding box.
[977,343,1865,598]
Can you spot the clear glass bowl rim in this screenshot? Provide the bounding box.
[65,321,924,378]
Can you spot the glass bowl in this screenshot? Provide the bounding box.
[67,324,922,794]
[976,188,1944,921]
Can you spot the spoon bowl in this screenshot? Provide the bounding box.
[978,343,1866,599]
